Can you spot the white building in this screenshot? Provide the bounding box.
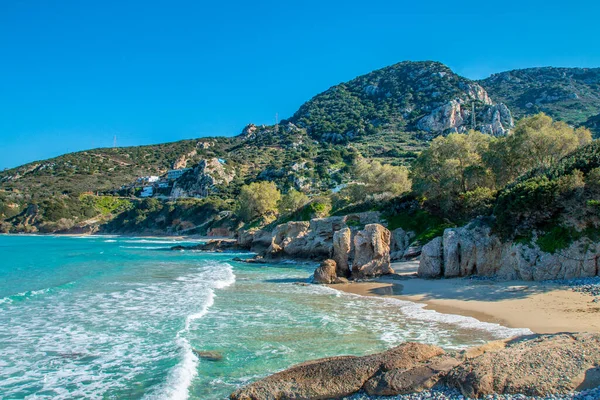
[167,168,192,181]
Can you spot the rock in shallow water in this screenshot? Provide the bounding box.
[192,349,223,361]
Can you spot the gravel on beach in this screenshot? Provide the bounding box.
[346,385,600,400]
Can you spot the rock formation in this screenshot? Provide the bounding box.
[352,224,393,278]
[230,333,600,399]
[238,212,380,261]
[229,342,444,400]
[313,259,339,284]
[170,158,234,199]
[418,221,600,281]
[332,227,351,277]
[446,333,600,397]
[390,227,416,261]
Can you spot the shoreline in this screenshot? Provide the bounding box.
[329,269,600,334]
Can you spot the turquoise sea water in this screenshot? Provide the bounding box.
[0,235,531,399]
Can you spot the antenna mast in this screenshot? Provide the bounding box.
[113,135,117,148]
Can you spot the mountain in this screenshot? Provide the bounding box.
[287,61,514,142]
[2,60,600,234]
[480,67,600,128]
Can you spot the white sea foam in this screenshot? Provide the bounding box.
[322,286,532,341]
[149,263,236,400]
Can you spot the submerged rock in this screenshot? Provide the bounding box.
[192,350,223,361]
[352,224,393,279]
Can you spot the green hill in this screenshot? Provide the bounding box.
[480,67,600,128]
[288,61,514,142]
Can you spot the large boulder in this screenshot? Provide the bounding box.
[446,333,600,397]
[390,228,415,261]
[352,224,393,278]
[418,236,443,278]
[313,259,338,284]
[229,342,445,400]
[332,227,352,277]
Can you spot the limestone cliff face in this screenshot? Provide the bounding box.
[419,222,600,281]
[170,158,234,199]
[416,99,514,136]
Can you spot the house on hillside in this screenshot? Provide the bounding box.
[167,168,192,181]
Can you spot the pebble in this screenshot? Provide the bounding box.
[344,385,600,400]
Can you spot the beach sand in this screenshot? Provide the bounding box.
[331,262,600,334]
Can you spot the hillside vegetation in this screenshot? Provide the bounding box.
[481,67,600,131]
[2,60,600,235]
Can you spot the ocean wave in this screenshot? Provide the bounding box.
[149,263,236,400]
[323,287,532,341]
[0,284,73,306]
[123,239,205,244]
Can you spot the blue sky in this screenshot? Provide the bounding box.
[1,0,599,169]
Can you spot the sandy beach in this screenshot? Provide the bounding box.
[331,262,600,334]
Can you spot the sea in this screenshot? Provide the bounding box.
[0,235,531,399]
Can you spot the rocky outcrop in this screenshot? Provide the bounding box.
[352,224,393,279]
[418,222,600,281]
[171,239,239,252]
[332,227,352,277]
[390,227,416,261]
[313,259,340,284]
[170,158,234,199]
[416,99,513,136]
[239,212,381,261]
[229,342,445,400]
[418,236,443,278]
[446,333,600,397]
[237,214,396,279]
[230,333,600,399]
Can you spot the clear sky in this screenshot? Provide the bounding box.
[1,0,599,169]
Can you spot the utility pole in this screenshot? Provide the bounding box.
[471,102,476,130]
[113,135,117,148]
[275,112,279,134]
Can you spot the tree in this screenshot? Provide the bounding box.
[278,189,309,215]
[237,181,281,222]
[355,158,411,198]
[411,131,493,212]
[484,113,592,187]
